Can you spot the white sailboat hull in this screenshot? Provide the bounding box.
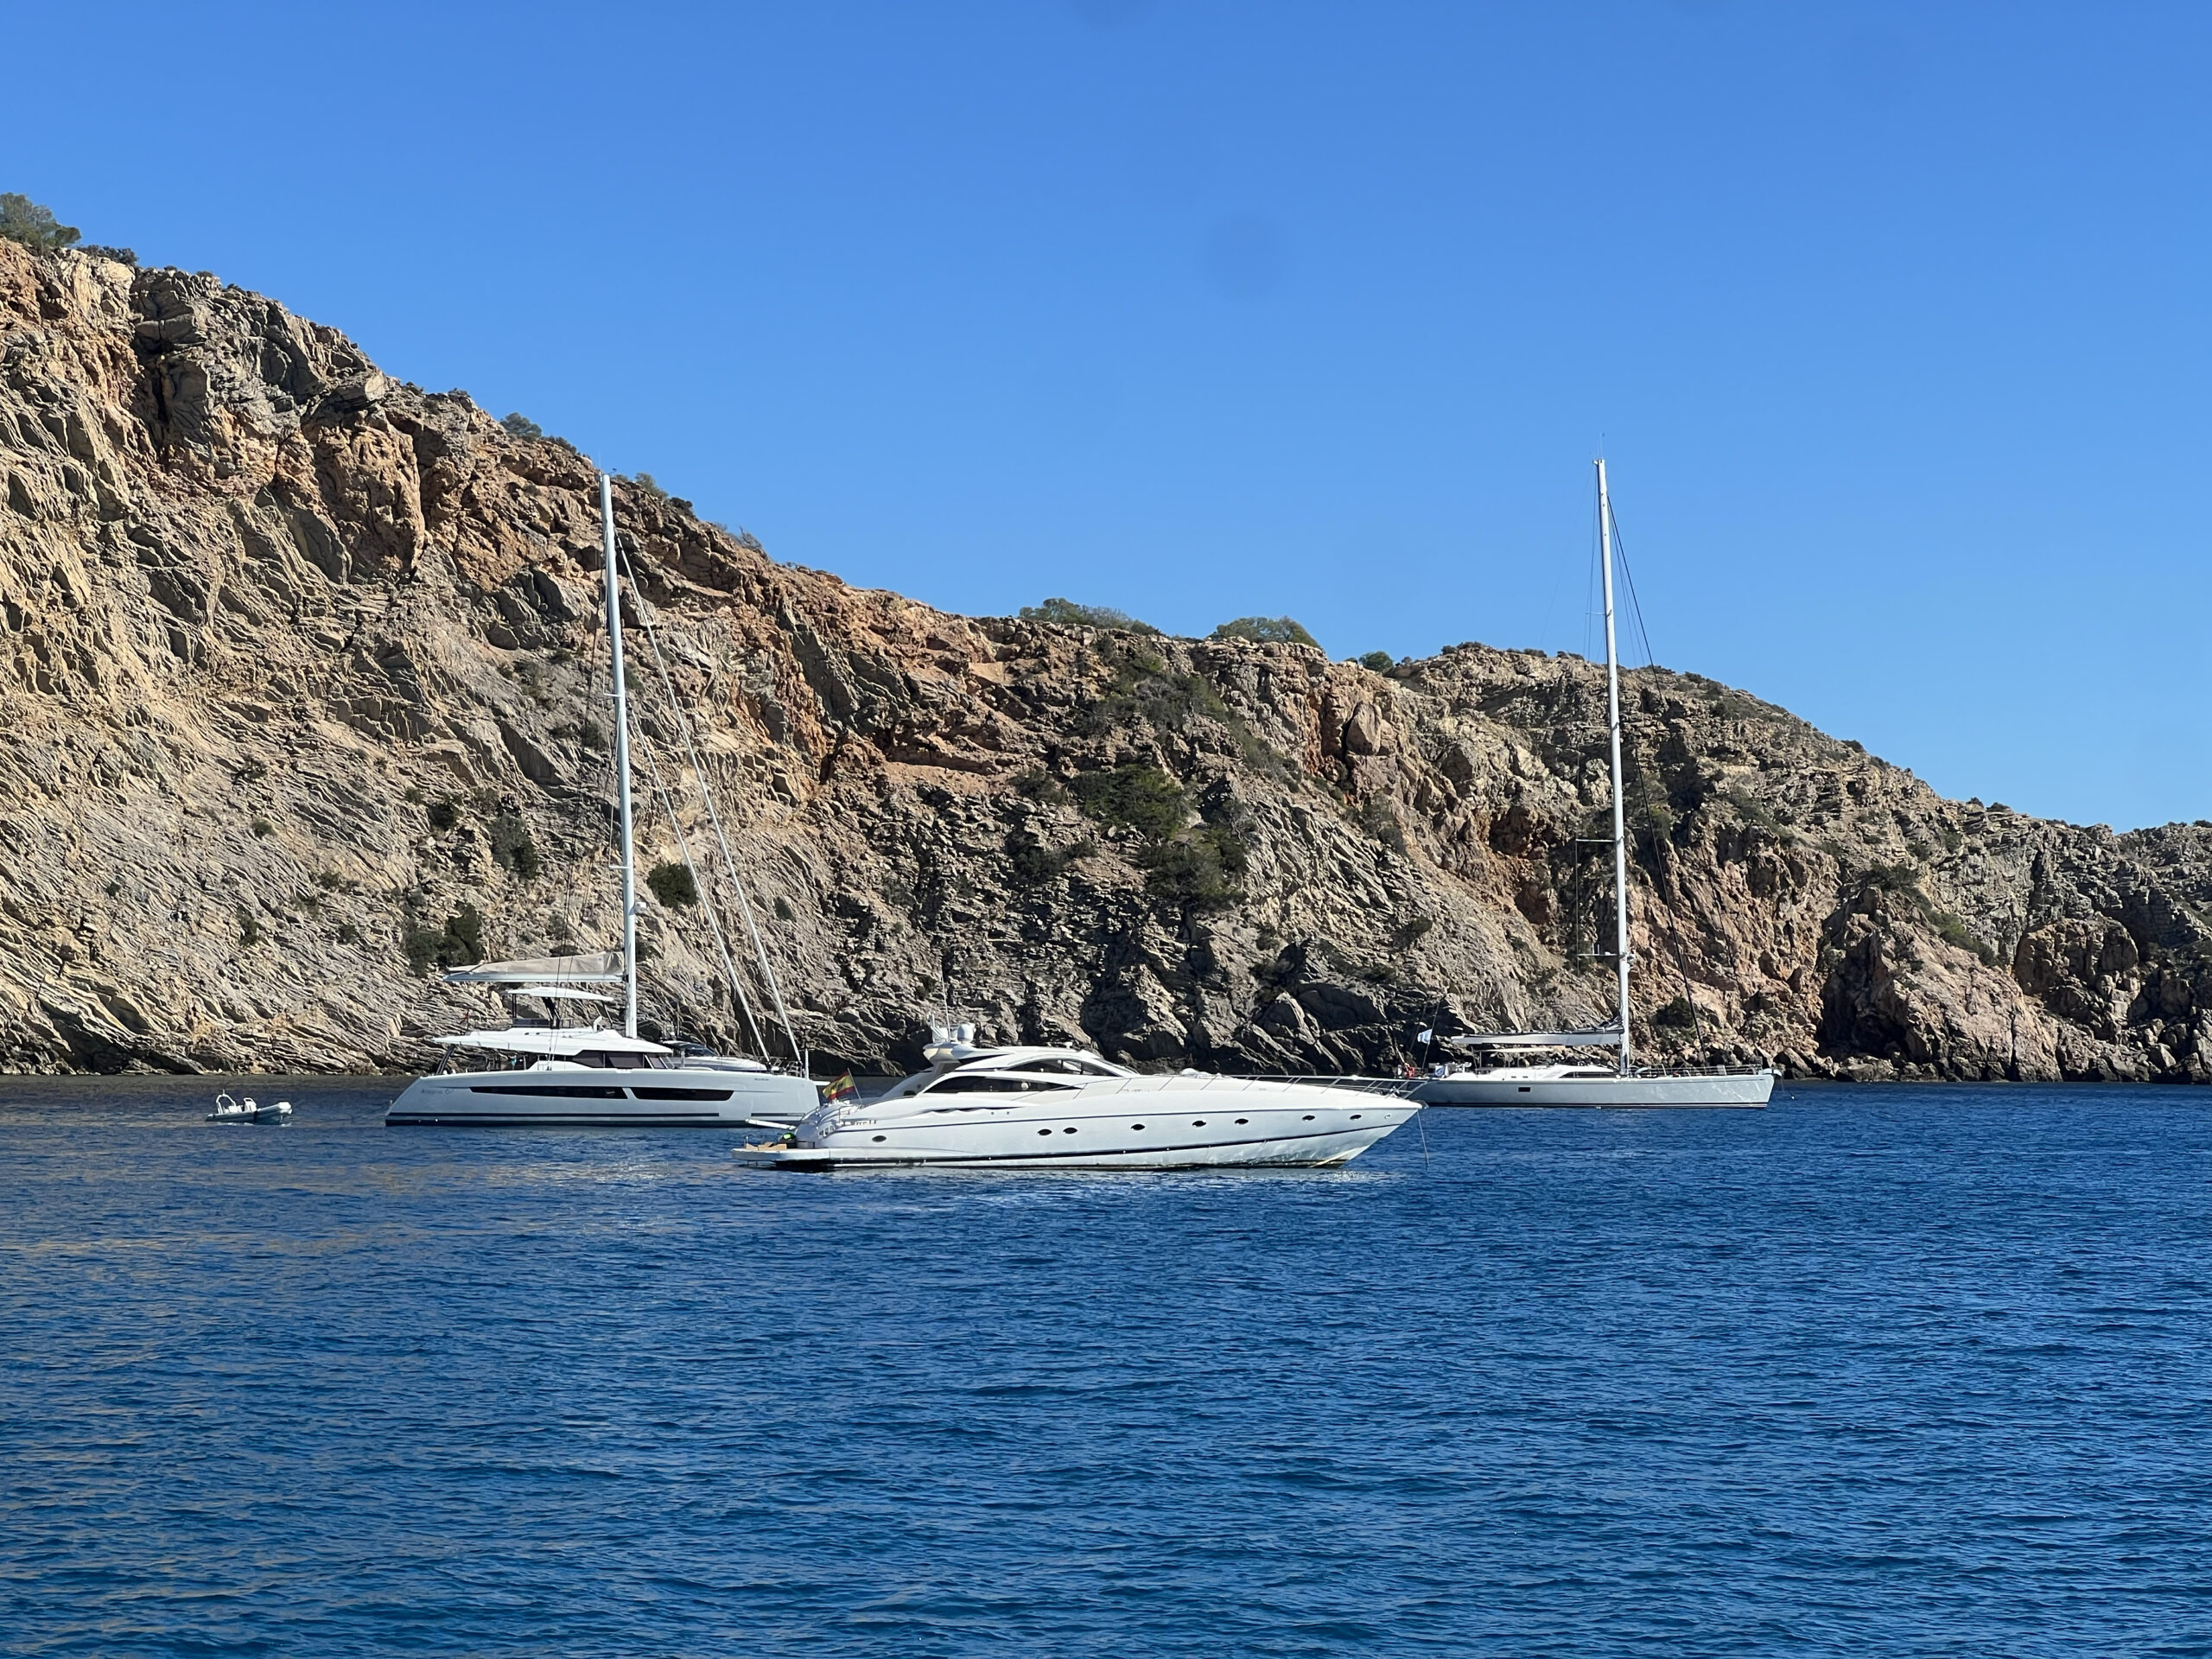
[1412,1070,1773,1108]
[385,1065,820,1128]
[735,1077,1419,1170]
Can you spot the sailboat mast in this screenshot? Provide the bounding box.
[1597,458,1633,1077]
[599,474,641,1040]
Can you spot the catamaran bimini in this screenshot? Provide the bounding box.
[386,476,819,1129]
[1414,461,1774,1109]
[734,1027,1421,1169]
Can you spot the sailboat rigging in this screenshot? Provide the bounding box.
[385,474,821,1128]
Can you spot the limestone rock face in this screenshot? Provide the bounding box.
[3,238,2209,1080]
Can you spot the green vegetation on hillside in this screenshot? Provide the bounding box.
[404,905,486,975]
[488,811,540,879]
[1020,597,1161,634]
[1065,763,1249,912]
[1068,765,1188,841]
[646,860,699,908]
[0,194,77,252]
[0,193,131,264]
[1211,615,1317,648]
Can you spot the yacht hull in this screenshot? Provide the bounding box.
[1412,1071,1773,1108]
[385,1065,820,1128]
[736,1084,1419,1170]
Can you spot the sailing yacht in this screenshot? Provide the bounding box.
[385,476,820,1128]
[1414,461,1774,1109]
[734,1027,1421,1169]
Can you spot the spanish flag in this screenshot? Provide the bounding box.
[825,1071,857,1102]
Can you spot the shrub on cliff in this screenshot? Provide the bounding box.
[0,194,78,253]
[646,860,698,908]
[1862,861,1923,901]
[1931,909,1998,965]
[1020,597,1160,635]
[500,412,543,440]
[1006,829,1093,886]
[1859,861,1998,964]
[1074,648,1295,781]
[1140,821,1248,912]
[708,520,766,554]
[404,906,485,975]
[1721,787,1783,835]
[1354,651,1394,673]
[1211,615,1317,648]
[489,811,540,879]
[1068,765,1188,842]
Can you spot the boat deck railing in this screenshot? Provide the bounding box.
[1231,1074,1424,1096]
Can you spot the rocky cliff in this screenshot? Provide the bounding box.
[3,239,2209,1081]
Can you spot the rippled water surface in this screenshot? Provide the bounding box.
[4,1077,2210,1656]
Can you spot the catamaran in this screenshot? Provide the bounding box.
[385,476,821,1128]
[1413,461,1774,1109]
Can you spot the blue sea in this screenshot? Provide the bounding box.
[3,1078,2209,1656]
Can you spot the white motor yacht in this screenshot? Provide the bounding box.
[386,474,819,1129]
[734,1031,1421,1170]
[1413,459,1773,1110]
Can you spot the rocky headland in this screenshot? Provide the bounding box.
[3,238,2209,1081]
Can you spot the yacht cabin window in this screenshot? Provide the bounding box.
[922,1073,1073,1095]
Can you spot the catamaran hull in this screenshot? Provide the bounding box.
[1412,1071,1774,1108]
[385,1066,820,1128]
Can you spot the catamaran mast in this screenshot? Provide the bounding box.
[599,474,641,1039]
[1597,458,1633,1077]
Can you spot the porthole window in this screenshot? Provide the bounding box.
[1192,1120,1206,1128]
[1063,1127,1077,1135]
[1038,1128,1052,1136]
[1235,1118,1248,1125]
[1133,1123,1145,1130]
[1302,1115,1315,1122]
[1351,1114,1362,1121]
[873,1135,886,1142]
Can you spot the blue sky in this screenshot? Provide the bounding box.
[9,2,2206,828]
